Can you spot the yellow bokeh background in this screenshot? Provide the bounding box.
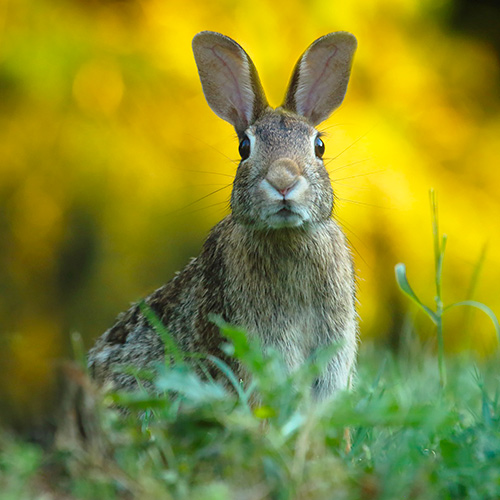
[1,0,499,422]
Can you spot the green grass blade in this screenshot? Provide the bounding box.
[444,300,500,340]
[70,331,88,372]
[430,189,440,276]
[461,244,489,342]
[139,300,184,365]
[436,234,447,298]
[395,263,438,323]
[207,354,251,412]
[466,244,488,300]
[430,189,446,309]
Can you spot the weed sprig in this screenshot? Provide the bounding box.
[395,189,499,387]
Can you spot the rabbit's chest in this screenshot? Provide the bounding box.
[222,222,355,366]
[227,258,338,352]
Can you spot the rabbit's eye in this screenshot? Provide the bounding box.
[314,136,325,158]
[239,135,251,160]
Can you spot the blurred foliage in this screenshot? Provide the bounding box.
[2,332,500,499]
[0,0,499,423]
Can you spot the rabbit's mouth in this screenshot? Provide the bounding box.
[276,207,297,218]
[264,205,308,229]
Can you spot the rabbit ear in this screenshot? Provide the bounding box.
[192,31,269,134]
[282,32,357,126]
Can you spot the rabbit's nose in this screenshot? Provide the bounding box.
[266,158,301,197]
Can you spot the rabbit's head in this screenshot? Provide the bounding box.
[192,32,356,230]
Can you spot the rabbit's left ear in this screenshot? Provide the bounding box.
[193,31,269,134]
[282,32,357,126]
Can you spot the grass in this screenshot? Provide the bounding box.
[1,193,499,500]
[1,341,500,500]
[395,190,500,388]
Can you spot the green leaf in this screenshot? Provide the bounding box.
[209,314,251,356]
[209,314,265,370]
[207,354,251,411]
[110,390,169,410]
[395,263,438,323]
[139,301,184,365]
[444,300,500,340]
[154,365,227,403]
[253,405,277,419]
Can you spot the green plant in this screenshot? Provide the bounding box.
[395,189,500,387]
[3,334,500,498]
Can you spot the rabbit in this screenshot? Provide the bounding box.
[88,31,358,401]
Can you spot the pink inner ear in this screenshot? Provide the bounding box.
[211,45,253,124]
[298,44,339,118]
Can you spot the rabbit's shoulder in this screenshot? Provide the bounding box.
[91,216,233,350]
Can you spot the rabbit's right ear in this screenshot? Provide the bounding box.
[282,32,357,126]
[192,32,269,135]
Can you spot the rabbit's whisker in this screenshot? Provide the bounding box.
[332,212,370,264]
[330,213,366,264]
[181,200,231,217]
[325,157,371,171]
[170,166,235,178]
[332,169,385,182]
[192,136,241,165]
[333,183,370,190]
[318,123,349,134]
[328,126,376,162]
[168,183,232,215]
[336,197,390,210]
[188,183,234,187]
